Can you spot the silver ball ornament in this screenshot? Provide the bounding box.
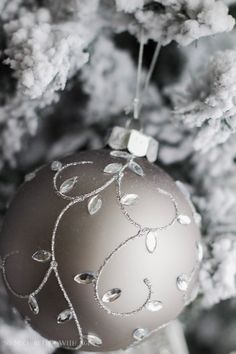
[0,146,201,352]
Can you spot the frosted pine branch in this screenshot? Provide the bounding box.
[191,137,236,189]
[0,320,56,354]
[196,188,236,307]
[4,8,89,99]
[132,0,235,46]
[81,36,137,122]
[168,50,236,152]
[115,0,144,13]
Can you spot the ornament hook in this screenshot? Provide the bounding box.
[133,28,162,120]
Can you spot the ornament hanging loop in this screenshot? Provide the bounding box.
[108,27,162,162]
[139,40,162,116]
[132,28,162,120]
[133,27,145,120]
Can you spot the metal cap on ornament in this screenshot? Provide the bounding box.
[107,125,159,163]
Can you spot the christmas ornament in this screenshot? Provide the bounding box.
[0,140,201,351]
[0,29,202,352]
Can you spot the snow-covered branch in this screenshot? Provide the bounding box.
[132,0,235,46]
[4,8,89,99]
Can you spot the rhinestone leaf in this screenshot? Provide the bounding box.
[110,151,132,159]
[51,160,62,171]
[88,195,102,215]
[146,300,163,312]
[120,194,139,206]
[74,272,96,284]
[85,334,103,347]
[102,288,121,303]
[60,177,78,194]
[104,163,122,174]
[129,161,144,177]
[177,215,191,225]
[133,328,149,341]
[176,274,189,292]
[28,295,39,315]
[25,172,36,182]
[57,309,73,324]
[145,231,157,254]
[196,241,203,262]
[32,250,51,263]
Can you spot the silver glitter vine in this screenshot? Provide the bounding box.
[0,152,199,349]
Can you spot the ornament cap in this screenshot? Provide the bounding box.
[107,126,159,162]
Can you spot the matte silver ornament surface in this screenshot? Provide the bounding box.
[0,148,201,352]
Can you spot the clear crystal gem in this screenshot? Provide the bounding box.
[133,328,149,341]
[57,309,73,324]
[196,241,203,262]
[177,215,191,225]
[110,151,132,159]
[28,295,39,315]
[60,176,78,194]
[145,231,157,253]
[128,161,144,177]
[176,274,189,292]
[85,333,103,347]
[25,172,36,182]
[120,194,139,206]
[102,288,121,303]
[145,300,163,312]
[74,272,96,284]
[32,250,51,263]
[51,161,62,171]
[104,163,122,174]
[88,195,102,215]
